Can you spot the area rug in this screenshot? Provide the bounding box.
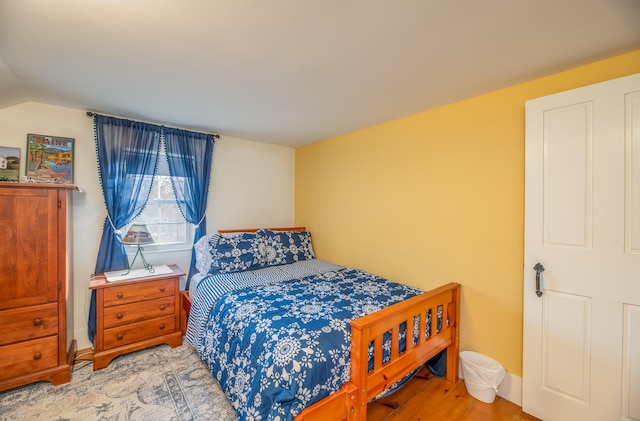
[0,341,237,421]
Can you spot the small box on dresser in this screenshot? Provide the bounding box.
[89,264,184,370]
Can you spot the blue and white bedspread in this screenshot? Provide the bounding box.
[185,260,345,348]
[195,266,422,421]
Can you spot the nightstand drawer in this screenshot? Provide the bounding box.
[103,279,175,307]
[0,303,58,346]
[103,296,176,328]
[103,315,176,350]
[0,336,58,381]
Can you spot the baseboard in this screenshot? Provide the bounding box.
[497,371,522,406]
[73,347,94,365]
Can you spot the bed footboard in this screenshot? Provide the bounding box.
[296,282,460,421]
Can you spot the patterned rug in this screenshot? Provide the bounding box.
[0,341,237,421]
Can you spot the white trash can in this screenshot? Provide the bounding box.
[459,350,505,403]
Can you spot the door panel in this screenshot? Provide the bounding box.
[0,188,58,310]
[622,304,640,420]
[542,291,590,403]
[627,91,640,253]
[544,102,592,248]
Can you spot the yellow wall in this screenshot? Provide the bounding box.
[295,49,640,377]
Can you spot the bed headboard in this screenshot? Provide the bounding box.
[217,226,306,234]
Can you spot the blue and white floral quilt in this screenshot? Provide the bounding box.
[197,267,422,421]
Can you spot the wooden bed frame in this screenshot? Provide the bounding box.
[180,227,461,421]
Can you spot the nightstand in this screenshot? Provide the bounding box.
[89,264,185,370]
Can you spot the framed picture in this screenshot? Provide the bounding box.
[26,133,74,184]
[0,146,20,181]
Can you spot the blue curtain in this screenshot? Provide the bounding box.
[88,115,162,343]
[164,127,215,288]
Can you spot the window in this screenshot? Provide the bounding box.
[124,151,194,251]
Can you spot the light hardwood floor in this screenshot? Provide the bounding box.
[368,367,541,421]
[73,348,539,420]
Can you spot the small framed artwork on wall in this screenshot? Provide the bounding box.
[26,133,74,184]
[0,146,20,181]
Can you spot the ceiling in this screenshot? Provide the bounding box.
[1,1,639,147]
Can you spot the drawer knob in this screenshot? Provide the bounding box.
[159,304,166,311]
[117,333,123,340]
[116,313,123,319]
[159,286,165,292]
[33,353,41,360]
[33,318,42,326]
[117,292,124,299]
[159,324,165,330]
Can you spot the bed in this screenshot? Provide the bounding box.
[181,227,460,421]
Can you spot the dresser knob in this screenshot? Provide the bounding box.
[159,324,165,330]
[33,353,41,360]
[33,318,42,326]
[116,313,123,319]
[117,292,124,299]
[159,304,165,311]
[117,333,123,340]
[159,286,165,292]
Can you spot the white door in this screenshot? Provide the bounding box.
[523,73,640,421]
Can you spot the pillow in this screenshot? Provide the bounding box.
[210,231,267,274]
[194,234,219,274]
[261,229,315,266]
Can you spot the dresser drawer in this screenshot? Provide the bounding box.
[103,296,176,328]
[0,303,58,346]
[103,279,175,307]
[103,315,176,350]
[0,336,59,381]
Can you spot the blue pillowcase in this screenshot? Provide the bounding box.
[261,229,315,266]
[210,231,267,274]
[194,229,316,275]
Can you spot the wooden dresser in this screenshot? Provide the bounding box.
[89,264,184,370]
[0,183,76,392]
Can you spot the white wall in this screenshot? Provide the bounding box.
[0,102,295,350]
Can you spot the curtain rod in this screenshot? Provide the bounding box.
[86,111,220,138]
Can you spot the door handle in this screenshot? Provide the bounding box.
[534,263,545,297]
